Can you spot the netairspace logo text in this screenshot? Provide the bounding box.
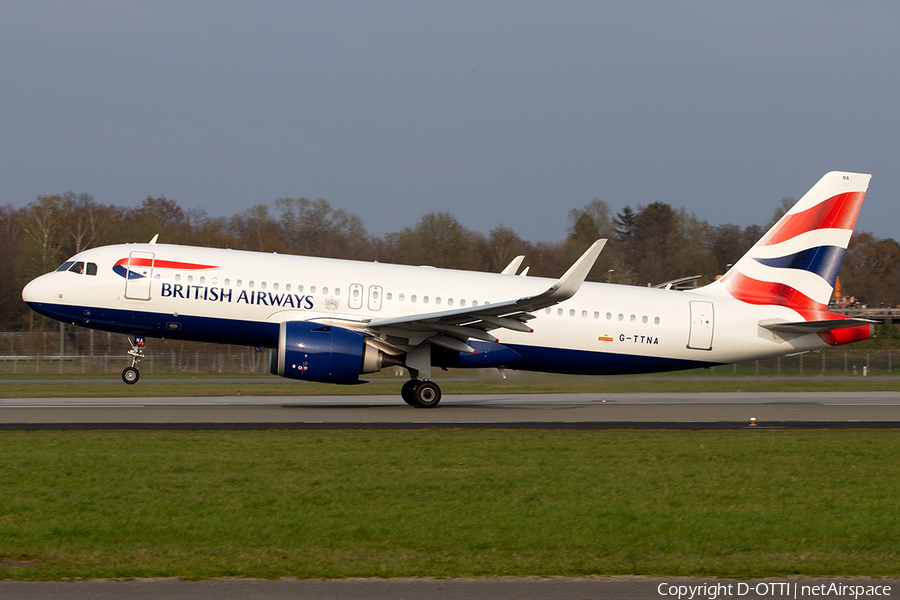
[657,582,892,599]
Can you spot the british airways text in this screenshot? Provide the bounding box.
[160,283,314,309]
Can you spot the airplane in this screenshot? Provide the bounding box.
[22,171,876,408]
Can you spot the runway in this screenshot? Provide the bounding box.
[2,391,900,429]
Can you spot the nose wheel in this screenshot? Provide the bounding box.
[122,335,146,385]
[400,379,442,408]
[122,366,140,384]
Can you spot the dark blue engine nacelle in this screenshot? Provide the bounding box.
[270,321,395,383]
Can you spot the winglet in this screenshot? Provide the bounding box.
[544,239,606,302]
[520,239,606,309]
[501,255,525,275]
[149,234,159,244]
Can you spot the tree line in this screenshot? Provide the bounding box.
[3,191,898,331]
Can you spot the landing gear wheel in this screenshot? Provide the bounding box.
[401,380,420,406]
[413,381,441,408]
[122,366,140,385]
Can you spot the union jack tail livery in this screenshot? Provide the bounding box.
[707,171,873,345]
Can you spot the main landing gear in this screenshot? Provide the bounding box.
[400,379,442,408]
[122,334,146,385]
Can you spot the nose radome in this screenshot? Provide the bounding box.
[22,276,46,304]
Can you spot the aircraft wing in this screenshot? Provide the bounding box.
[365,239,606,353]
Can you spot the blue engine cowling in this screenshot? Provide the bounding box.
[270,321,394,383]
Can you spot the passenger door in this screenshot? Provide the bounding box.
[124,251,155,300]
[687,301,714,350]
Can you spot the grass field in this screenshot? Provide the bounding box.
[1,429,899,580]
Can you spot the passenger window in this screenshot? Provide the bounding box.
[285,284,291,291]
[322,287,328,294]
[86,263,98,276]
[68,262,85,274]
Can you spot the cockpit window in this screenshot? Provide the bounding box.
[86,262,98,276]
[56,261,75,272]
[68,262,85,274]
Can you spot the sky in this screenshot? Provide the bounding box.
[1,1,898,243]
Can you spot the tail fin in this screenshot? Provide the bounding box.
[714,171,871,315]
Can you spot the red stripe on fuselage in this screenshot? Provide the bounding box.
[760,191,864,246]
[114,258,218,270]
[722,272,867,340]
[720,272,826,311]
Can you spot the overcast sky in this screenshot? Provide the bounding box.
[2,1,897,243]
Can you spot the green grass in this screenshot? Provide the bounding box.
[3,374,900,398]
[1,429,899,580]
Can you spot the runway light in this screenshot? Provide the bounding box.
[750,417,757,427]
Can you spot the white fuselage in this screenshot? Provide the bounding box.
[23,242,834,376]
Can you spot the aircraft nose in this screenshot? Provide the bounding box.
[22,276,46,304]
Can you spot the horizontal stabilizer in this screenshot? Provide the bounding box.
[759,317,878,334]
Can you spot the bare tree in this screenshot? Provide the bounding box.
[20,194,64,274]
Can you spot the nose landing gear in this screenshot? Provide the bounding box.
[122,335,146,384]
